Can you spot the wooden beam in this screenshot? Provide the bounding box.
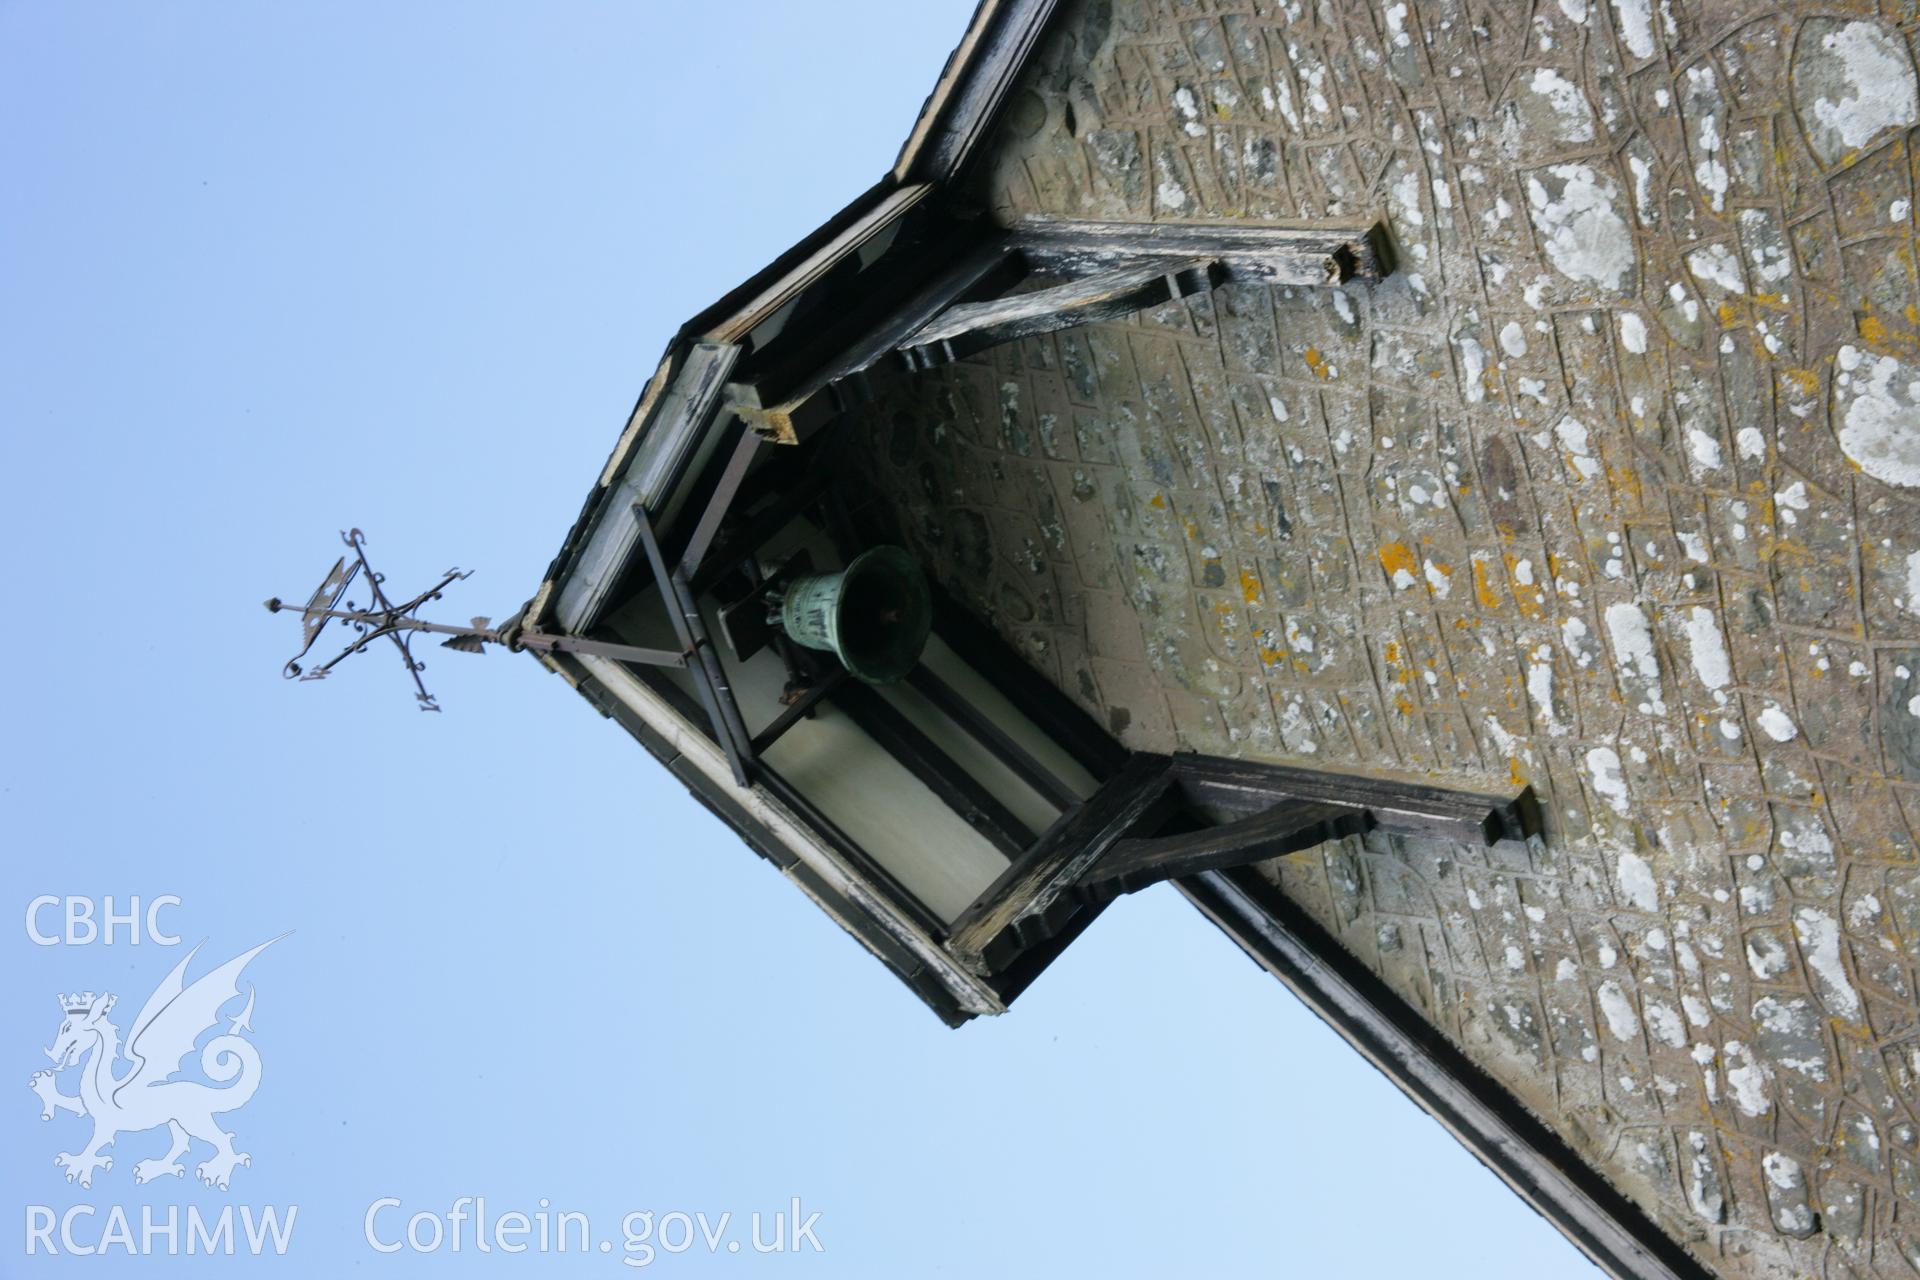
[1171,753,1537,845]
[898,259,1225,372]
[1009,215,1395,284]
[945,752,1177,976]
[706,184,935,347]
[1078,801,1373,903]
[733,236,1022,446]
[892,0,1062,186]
[557,341,740,633]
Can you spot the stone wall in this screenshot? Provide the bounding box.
[841,0,1920,1274]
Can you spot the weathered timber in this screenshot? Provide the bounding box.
[1079,801,1375,902]
[1009,215,1395,284]
[1171,753,1535,846]
[708,185,935,348]
[945,752,1176,975]
[898,259,1226,371]
[736,236,1021,445]
[557,342,740,633]
[892,0,1062,186]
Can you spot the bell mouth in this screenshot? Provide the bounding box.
[831,546,932,684]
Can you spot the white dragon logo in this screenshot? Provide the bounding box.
[28,936,283,1190]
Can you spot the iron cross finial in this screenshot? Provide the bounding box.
[265,529,486,712]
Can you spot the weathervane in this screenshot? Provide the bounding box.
[266,528,692,711]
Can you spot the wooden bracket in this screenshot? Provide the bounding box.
[729,215,1392,447]
[898,259,1225,371]
[1076,800,1375,904]
[946,753,1179,977]
[944,747,1538,980]
[1007,215,1395,284]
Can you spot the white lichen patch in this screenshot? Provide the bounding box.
[1757,702,1797,742]
[1723,1040,1773,1117]
[1686,242,1744,295]
[1554,414,1602,480]
[1612,0,1654,59]
[1796,19,1920,164]
[1746,931,1790,980]
[1686,427,1724,473]
[1617,311,1647,354]
[1586,745,1631,814]
[1683,67,1729,213]
[1598,980,1641,1041]
[1792,907,1861,1018]
[1604,601,1666,714]
[1525,164,1634,293]
[1526,67,1596,143]
[1763,1153,1815,1235]
[1834,345,1920,489]
[1528,651,1560,734]
[1616,850,1659,911]
[1682,606,1731,692]
[1646,1002,1686,1048]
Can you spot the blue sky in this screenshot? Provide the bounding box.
[0,4,1590,1274]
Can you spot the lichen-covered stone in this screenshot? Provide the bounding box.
[838,1,1920,1272]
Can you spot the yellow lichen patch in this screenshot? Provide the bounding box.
[1149,493,1167,510]
[1380,639,1414,698]
[1781,367,1820,394]
[1509,757,1528,788]
[1303,347,1331,379]
[1378,541,1418,587]
[1609,464,1642,508]
[1504,552,1547,621]
[1184,518,1200,540]
[1239,570,1262,604]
